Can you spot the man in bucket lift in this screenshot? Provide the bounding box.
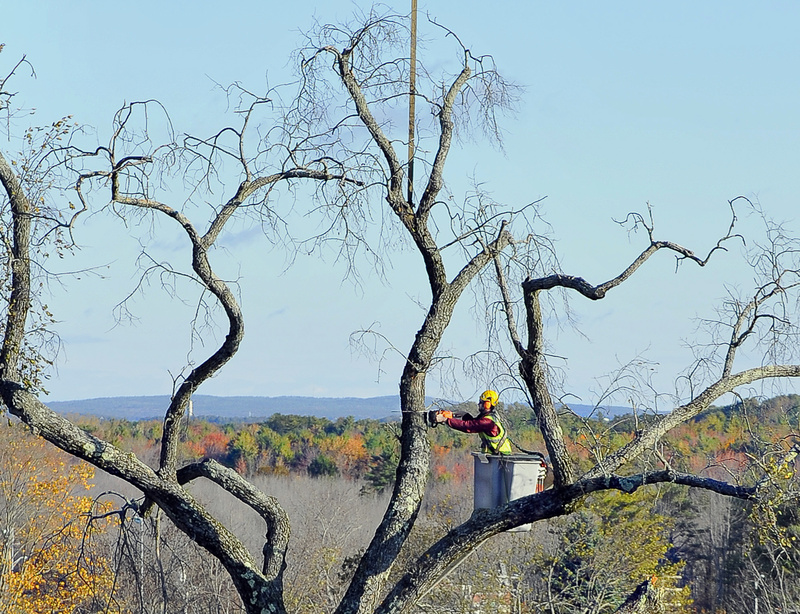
[434,390,513,455]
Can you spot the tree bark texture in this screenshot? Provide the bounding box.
[520,286,575,487]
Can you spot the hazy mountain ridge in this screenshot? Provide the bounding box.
[48,395,401,421]
[47,395,629,422]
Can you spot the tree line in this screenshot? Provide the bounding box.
[69,394,800,489]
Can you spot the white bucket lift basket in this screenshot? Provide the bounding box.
[471,452,547,532]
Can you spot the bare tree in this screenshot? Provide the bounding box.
[500,202,800,483]
[287,13,525,614]
[2,9,800,614]
[1,44,358,614]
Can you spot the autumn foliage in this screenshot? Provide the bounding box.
[0,396,796,613]
[0,422,116,614]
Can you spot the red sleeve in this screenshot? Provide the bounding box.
[445,415,499,436]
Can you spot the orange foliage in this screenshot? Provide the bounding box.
[431,444,451,458]
[433,463,452,481]
[430,447,470,484]
[201,431,231,457]
[321,433,369,475]
[338,434,368,463]
[451,461,469,483]
[183,439,206,458]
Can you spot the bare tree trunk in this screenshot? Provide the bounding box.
[519,287,575,487]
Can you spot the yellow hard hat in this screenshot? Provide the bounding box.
[479,390,499,407]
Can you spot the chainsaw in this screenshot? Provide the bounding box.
[425,408,473,428]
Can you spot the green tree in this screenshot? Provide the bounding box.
[228,429,259,473]
[308,454,340,478]
[526,491,690,613]
[361,448,399,496]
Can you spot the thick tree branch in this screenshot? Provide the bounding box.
[584,364,800,479]
[0,151,31,382]
[507,207,743,488]
[0,384,287,613]
[324,45,407,215]
[109,182,244,479]
[522,241,696,298]
[377,468,757,614]
[416,56,470,219]
[519,285,576,487]
[178,459,290,585]
[521,207,740,297]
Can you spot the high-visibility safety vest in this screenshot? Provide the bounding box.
[479,413,512,455]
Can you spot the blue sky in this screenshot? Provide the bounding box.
[3,2,799,408]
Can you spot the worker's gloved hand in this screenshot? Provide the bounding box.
[435,410,453,423]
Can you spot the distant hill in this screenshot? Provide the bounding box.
[48,395,401,421]
[47,395,630,422]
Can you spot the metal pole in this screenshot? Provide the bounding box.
[407,0,417,206]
